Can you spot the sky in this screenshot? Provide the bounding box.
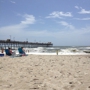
[0,0,90,46]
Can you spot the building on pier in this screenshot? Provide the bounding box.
[0,39,53,50]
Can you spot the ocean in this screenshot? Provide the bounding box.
[0,46,90,55]
[15,46,90,55]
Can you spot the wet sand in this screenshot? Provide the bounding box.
[0,55,90,90]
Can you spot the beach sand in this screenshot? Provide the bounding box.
[0,55,90,90]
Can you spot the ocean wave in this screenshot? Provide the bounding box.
[1,46,90,55]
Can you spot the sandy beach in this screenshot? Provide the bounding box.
[0,55,90,90]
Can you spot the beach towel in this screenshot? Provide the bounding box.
[0,54,4,57]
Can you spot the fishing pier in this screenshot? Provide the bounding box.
[0,39,53,49]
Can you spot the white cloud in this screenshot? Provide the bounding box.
[75,6,90,14]
[79,9,90,14]
[46,11,72,18]
[59,21,75,29]
[75,18,90,20]
[0,13,90,45]
[10,1,16,4]
[75,6,79,9]
[21,14,36,25]
[0,22,90,45]
[0,14,36,40]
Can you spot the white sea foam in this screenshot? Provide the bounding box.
[1,46,90,55]
[85,47,90,49]
[19,47,89,55]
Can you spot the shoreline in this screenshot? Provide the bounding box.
[0,46,90,56]
[0,52,90,56]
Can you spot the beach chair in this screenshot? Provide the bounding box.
[5,49,21,57]
[18,48,27,56]
[18,48,24,54]
[5,49,12,56]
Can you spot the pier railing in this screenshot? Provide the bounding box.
[0,39,53,49]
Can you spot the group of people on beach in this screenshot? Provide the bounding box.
[1,47,26,56]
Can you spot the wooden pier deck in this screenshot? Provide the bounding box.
[0,39,53,49]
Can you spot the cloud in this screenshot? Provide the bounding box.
[21,14,36,25]
[46,11,72,18]
[75,18,90,20]
[75,6,79,9]
[58,21,75,29]
[0,24,27,36]
[79,8,90,14]
[0,13,90,45]
[10,1,16,4]
[74,6,90,20]
[0,14,36,40]
[75,6,90,14]
[0,22,90,45]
